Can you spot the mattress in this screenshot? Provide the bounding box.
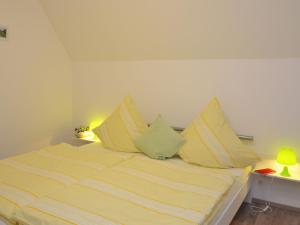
[12,153,247,225]
[0,143,132,224]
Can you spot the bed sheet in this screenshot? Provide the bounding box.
[13,154,240,225]
[0,143,132,223]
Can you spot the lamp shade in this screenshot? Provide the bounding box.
[277,147,297,166]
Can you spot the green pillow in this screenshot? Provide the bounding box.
[134,115,186,160]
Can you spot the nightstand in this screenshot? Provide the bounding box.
[70,137,95,146]
[248,160,300,209]
[70,137,100,146]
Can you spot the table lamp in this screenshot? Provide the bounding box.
[276,147,297,177]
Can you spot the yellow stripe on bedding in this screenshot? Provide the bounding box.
[81,179,204,222]
[179,98,260,168]
[40,143,131,166]
[0,183,36,206]
[0,182,37,223]
[112,167,220,198]
[7,152,103,181]
[1,160,76,185]
[93,96,148,153]
[194,119,234,166]
[84,170,216,214]
[118,156,234,191]
[14,184,196,225]
[0,164,66,197]
[0,217,15,225]
[0,143,132,222]
[29,198,121,225]
[9,143,132,180]
[0,184,35,222]
[13,156,237,225]
[0,163,66,220]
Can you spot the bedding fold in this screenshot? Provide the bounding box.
[0,143,132,223]
[13,155,238,225]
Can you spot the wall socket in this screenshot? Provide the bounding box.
[0,26,7,40]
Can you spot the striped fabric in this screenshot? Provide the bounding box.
[13,155,236,225]
[179,98,260,168]
[29,198,121,225]
[0,143,132,223]
[0,216,14,225]
[93,96,147,153]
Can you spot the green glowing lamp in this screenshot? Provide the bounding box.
[276,147,297,177]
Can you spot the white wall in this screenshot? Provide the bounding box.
[40,0,300,61]
[73,59,300,158]
[0,0,72,158]
[1,1,300,161]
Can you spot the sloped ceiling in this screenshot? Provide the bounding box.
[40,0,300,61]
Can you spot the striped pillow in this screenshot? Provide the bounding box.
[93,96,147,152]
[179,98,260,168]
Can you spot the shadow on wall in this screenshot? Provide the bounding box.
[50,126,73,146]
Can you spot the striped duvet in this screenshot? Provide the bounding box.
[0,143,132,223]
[11,154,237,225]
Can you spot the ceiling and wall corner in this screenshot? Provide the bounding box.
[40,0,300,61]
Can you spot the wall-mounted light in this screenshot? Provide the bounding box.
[0,26,7,40]
[89,119,105,130]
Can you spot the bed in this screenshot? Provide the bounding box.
[0,142,251,225]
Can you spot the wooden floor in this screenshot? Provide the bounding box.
[230,203,300,225]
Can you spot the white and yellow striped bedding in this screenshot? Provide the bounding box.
[0,143,132,224]
[13,155,240,225]
[0,216,13,225]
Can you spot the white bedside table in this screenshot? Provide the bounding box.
[70,137,94,146]
[249,160,300,209]
[69,134,100,146]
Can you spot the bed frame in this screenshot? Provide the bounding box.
[208,174,251,225]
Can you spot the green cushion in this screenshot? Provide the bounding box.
[134,115,186,160]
